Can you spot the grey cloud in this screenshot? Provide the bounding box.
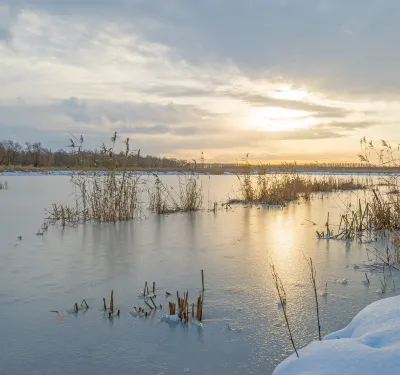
[12,0,399,95]
[117,125,170,135]
[142,86,214,98]
[55,99,215,125]
[0,28,9,40]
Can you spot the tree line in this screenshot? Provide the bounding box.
[0,138,189,169]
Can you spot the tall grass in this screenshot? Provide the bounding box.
[233,173,365,206]
[148,174,203,214]
[47,171,143,225]
[46,133,143,226]
[317,139,400,241]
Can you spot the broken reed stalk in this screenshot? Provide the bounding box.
[307,257,322,341]
[144,282,148,296]
[103,298,107,310]
[153,281,156,294]
[181,291,189,322]
[201,269,205,292]
[110,290,114,313]
[82,299,89,309]
[196,295,203,321]
[365,273,370,284]
[169,302,176,315]
[270,264,299,358]
[74,302,79,313]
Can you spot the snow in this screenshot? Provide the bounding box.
[273,295,400,375]
[160,314,182,323]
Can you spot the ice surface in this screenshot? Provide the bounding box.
[273,295,400,375]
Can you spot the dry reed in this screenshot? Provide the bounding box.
[46,171,143,225]
[317,139,400,242]
[270,264,299,358]
[233,173,365,207]
[148,174,203,214]
[306,257,322,341]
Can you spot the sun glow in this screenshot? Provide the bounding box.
[271,86,309,101]
[248,107,315,131]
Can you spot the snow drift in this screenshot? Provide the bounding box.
[273,295,400,375]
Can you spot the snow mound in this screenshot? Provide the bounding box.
[273,295,400,375]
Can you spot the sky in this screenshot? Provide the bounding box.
[0,0,399,163]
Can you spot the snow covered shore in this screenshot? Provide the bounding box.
[273,295,400,375]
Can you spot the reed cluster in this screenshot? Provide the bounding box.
[0,180,8,189]
[234,173,365,206]
[47,171,142,225]
[148,174,203,214]
[317,139,400,241]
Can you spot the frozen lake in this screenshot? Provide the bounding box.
[0,175,397,375]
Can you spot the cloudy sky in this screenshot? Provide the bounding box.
[1,1,399,162]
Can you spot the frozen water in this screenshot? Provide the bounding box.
[0,174,398,375]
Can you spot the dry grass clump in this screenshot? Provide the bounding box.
[148,174,203,214]
[318,139,400,241]
[47,171,142,225]
[0,180,8,189]
[318,189,400,240]
[233,173,365,206]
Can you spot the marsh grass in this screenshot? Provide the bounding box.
[317,139,400,242]
[233,173,365,206]
[46,133,144,226]
[0,180,8,189]
[47,171,143,225]
[148,174,203,214]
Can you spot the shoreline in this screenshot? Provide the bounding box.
[1,165,400,176]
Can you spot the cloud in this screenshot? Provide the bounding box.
[0,98,225,147]
[142,86,214,98]
[9,0,399,96]
[317,121,376,131]
[0,3,399,162]
[226,91,351,118]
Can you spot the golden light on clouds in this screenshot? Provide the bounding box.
[271,86,309,101]
[248,106,316,131]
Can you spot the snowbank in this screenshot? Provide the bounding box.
[273,295,400,375]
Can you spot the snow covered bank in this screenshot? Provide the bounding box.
[273,295,400,375]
